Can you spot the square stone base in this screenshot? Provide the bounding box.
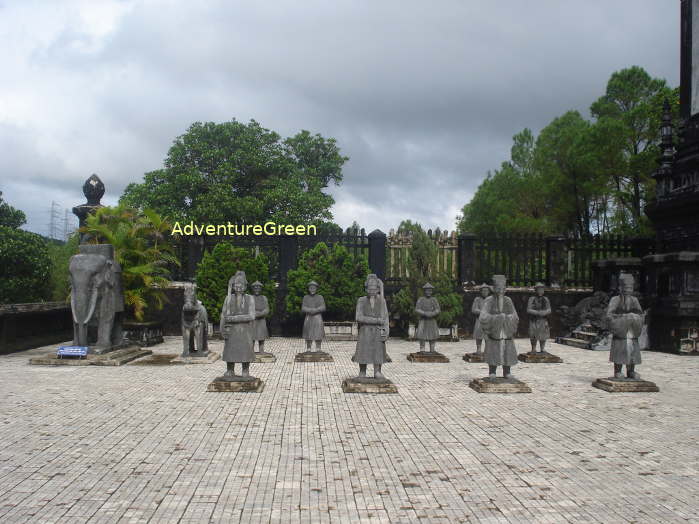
[342,377,398,394]
[207,377,264,392]
[517,351,563,363]
[469,377,532,394]
[592,378,659,393]
[171,351,221,365]
[462,352,485,363]
[254,352,277,363]
[294,351,333,362]
[29,345,151,367]
[407,351,450,363]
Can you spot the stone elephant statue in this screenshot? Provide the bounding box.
[182,282,209,357]
[69,244,124,353]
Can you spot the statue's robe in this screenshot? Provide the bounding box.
[479,294,519,366]
[353,295,390,364]
[606,294,643,365]
[471,296,487,340]
[415,296,440,341]
[253,294,270,342]
[220,293,255,362]
[527,295,551,342]
[302,294,326,341]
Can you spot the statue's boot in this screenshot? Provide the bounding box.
[241,363,250,378]
[224,362,235,377]
[315,342,322,354]
[358,364,367,378]
[529,341,537,354]
[374,364,385,380]
[429,342,436,353]
[503,365,513,379]
[488,365,497,379]
[626,364,640,380]
[613,364,623,379]
[475,342,482,354]
[539,341,546,353]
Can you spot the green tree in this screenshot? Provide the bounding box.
[47,233,80,302]
[0,191,26,229]
[81,205,179,321]
[391,222,463,329]
[0,226,51,303]
[195,243,274,324]
[121,119,348,226]
[285,242,370,320]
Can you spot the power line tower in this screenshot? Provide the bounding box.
[62,209,75,240]
[48,201,61,240]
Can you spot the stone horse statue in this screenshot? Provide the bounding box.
[182,283,209,357]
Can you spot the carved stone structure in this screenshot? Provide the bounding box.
[72,174,105,244]
[251,281,275,362]
[295,281,332,362]
[408,283,449,363]
[479,275,520,379]
[181,282,209,358]
[519,283,562,363]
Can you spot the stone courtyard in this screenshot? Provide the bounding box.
[1,338,697,524]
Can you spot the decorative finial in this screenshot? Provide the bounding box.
[82,174,105,206]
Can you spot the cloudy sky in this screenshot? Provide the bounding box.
[1,0,679,237]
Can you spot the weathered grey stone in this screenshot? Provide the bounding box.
[254,352,277,363]
[301,282,326,350]
[415,283,440,353]
[462,352,485,362]
[181,283,208,357]
[469,377,532,394]
[607,273,644,379]
[342,377,398,394]
[471,283,491,352]
[207,376,264,392]
[592,378,659,393]
[30,345,150,366]
[517,351,563,363]
[171,351,221,365]
[295,351,333,362]
[527,283,552,356]
[480,275,519,377]
[352,274,391,380]
[218,270,257,381]
[407,351,449,363]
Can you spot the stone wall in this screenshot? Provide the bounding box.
[0,303,73,354]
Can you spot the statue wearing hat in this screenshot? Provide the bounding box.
[415,282,441,352]
[471,283,491,354]
[527,283,551,354]
[250,281,271,357]
[352,274,391,379]
[479,275,519,378]
[606,273,644,379]
[302,281,326,352]
[219,270,256,378]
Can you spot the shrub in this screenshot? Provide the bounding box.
[195,242,274,324]
[48,233,80,302]
[0,225,52,303]
[285,242,370,320]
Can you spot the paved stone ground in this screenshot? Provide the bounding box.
[1,337,698,524]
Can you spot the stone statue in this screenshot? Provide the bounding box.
[251,281,270,354]
[69,244,124,353]
[471,283,491,354]
[302,281,326,352]
[479,275,519,378]
[415,283,440,351]
[352,274,390,379]
[219,271,256,379]
[181,282,208,357]
[527,283,551,354]
[72,174,105,244]
[606,273,643,379]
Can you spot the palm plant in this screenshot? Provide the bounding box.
[81,204,180,321]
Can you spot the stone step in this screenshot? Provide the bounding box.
[572,330,598,341]
[557,337,590,349]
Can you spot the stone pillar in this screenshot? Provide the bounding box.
[272,235,298,335]
[457,233,477,285]
[72,174,105,244]
[545,236,566,288]
[368,229,387,281]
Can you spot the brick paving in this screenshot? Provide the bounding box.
[1,336,698,523]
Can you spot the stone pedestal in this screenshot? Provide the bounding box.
[592,378,659,393]
[462,352,485,363]
[254,352,277,363]
[29,345,150,366]
[342,377,398,394]
[469,377,532,394]
[517,351,563,363]
[123,321,164,347]
[294,351,333,362]
[207,376,264,392]
[407,351,450,363]
[171,351,220,364]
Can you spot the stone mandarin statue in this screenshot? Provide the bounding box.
[220,271,256,379]
[527,283,551,354]
[251,281,270,354]
[415,282,440,352]
[302,281,326,352]
[471,284,491,354]
[353,274,390,380]
[479,275,519,379]
[181,282,209,357]
[606,273,644,379]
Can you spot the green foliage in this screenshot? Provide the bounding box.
[0,225,51,303]
[47,233,80,302]
[195,243,274,324]
[285,242,370,320]
[390,223,463,328]
[120,119,348,226]
[82,205,179,321]
[0,191,26,229]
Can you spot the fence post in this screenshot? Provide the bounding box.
[368,229,387,281]
[457,233,477,286]
[272,235,298,335]
[545,235,566,288]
